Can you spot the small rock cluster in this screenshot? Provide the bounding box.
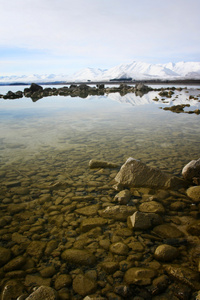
[0,156,200,299]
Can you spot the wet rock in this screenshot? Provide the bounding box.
[61,249,96,266]
[127,211,162,230]
[54,274,72,290]
[154,244,179,262]
[3,180,21,187]
[72,274,97,297]
[75,204,100,216]
[139,201,165,214]
[187,220,200,235]
[0,246,11,267]
[115,157,171,189]
[25,286,57,300]
[8,203,27,214]
[44,240,58,256]
[101,262,119,274]
[80,217,107,232]
[186,186,200,202]
[40,265,56,278]
[1,279,25,300]
[26,241,47,260]
[10,187,29,195]
[182,158,200,182]
[89,159,119,169]
[24,275,51,287]
[124,267,157,285]
[3,256,26,272]
[150,275,169,295]
[99,205,136,221]
[153,224,184,238]
[164,265,200,290]
[110,242,129,255]
[114,189,132,204]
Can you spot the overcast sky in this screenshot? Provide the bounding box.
[0,0,200,75]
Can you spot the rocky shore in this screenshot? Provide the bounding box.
[0,156,200,299]
[1,82,200,115]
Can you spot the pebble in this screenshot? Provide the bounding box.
[25,286,57,300]
[154,244,179,262]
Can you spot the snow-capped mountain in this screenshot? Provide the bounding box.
[0,61,200,83]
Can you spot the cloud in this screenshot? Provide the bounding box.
[0,0,200,74]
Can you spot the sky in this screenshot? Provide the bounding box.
[0,0,200,76]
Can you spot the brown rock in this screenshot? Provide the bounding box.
[72,274,97,296]
[0,246,11,267]
[61,249,96,266]
[182,158,200,182]
[154,244,179,262]
[25,286,57,300]
[124,267,157,285]
[187,186,200,202]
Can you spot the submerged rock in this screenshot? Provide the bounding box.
[127,211,162,230]
[72,274,97,297]
[115,157,172,189]
[99,205,136,221]
[154,244,179,262]
[89,159,119,169]
[114,189,132,204]
[182,158,200,183]
[25,286,57,300]
[124,267,157,285]
[61,249,96,266]
[186,186,200,202]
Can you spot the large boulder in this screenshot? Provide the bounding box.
[115,158,172,189]
[182,159,200,183]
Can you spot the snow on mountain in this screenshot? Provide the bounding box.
[0,61,200,83]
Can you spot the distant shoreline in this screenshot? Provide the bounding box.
[0,79,200,86]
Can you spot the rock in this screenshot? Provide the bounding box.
[1,280,25,300]
[80,217,107,232]
[139,201,165,214]
[25,286,57,300]
[101,262,119,274]
[75,204,100,216]
[127,211,162,230]
[10,187,29,195]
[25,275,51,287]
[164,265,200,290]
[61,249,96,266]
[99,205,136,221]
[26,241,47,260]
[115,157,171,189]
[89,159,119,169]
[153,224,184,238]
[54,274,72,290]
[40,266,56,278]
[182,158,200,182]
[135,83,152,92]
[44,240,58,256]
[114,189,132,204]
[0,246,11,267]
[187,220,200,235]
[72,274,97,296]
[3,256,26,272]
[7,203,27,214]
[110,242,129,255]
[186,186,200,202]
[154,244,179,262]
[124,267,157,285]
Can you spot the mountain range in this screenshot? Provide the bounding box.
[1,61,200,84]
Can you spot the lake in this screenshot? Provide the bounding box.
[0,84,200,299]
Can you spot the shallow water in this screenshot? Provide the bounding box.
[0,86,200,298]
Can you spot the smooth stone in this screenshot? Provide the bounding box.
[187,220,200,235]
[8,203,27,214]
[3,256,26,272]
[73,274,97,296]
[164,265,200,290]
[61,249,96,266]
[25,286,57,300]
[182,158,200,181]
[1,279,24,300]
[54,274,72,290]
[26,241,47,260]
[75,204,100,216]
[40,266,56,278]
[89,159,119,169]
[110,242,129,255]
[124,267,157,285]
[0,246,11,267]
[186,186,200,202]
[127,211,162,230]
[154,244,179,262]
[80,217,107,232]
[139,201,165,214]
[4,180,21,187]
[24,275,51,287]
[10,187,29,195]
[153,224,184,238]
[114,189,132,204]
[101,262,119,274]
[115,157,171,189]
[44,240,58,256]
[99,205,136,221]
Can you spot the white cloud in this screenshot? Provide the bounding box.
[0,0,200,74]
